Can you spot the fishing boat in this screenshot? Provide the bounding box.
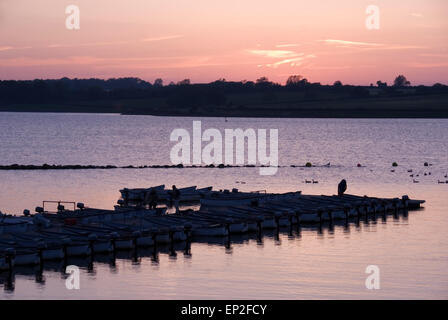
[0,214,32,234]
[176,210,249,234]
[0,189,426,270]
[0,246,40,268]
[119,185,213,204]
[200,190,301,207]
[41,205,164,224]
[10,232,91,257]
[119,185,165,201]
[144,214,228,237]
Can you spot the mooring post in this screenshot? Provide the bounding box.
[169,227,177,256]
[355,202,362,218]
[184,240,191,256]
[256,216,263,236]
[110,232,119,252]
[402,195,409,210]
[295,212,301,227]
[362,202,368,223]
[274,212,281,230]
[184,223,192,243]
[393,199,399,214]
[37,241,45,268]
[317,208,323,226]
[224,218,233,235]
[226,234,232,250]
[328,209,333,224]
[371,201,377,220]
[183,225,192,256]
[62,237,71,261]
[88,233,98,255]
[288,211,294,226]
[35,262,44,284]
[354,202,361,225]
[132,231,141,250]
[151,228,158,250]
[5,248,15,273]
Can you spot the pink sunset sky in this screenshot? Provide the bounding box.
[0,0,447,85]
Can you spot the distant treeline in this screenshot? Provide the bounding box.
[1,75,447,109]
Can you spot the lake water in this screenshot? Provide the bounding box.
[0,112,447,299]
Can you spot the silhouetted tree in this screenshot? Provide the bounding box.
[286,75,308,87]
[177,79,191,86]
[256,77,270,84]
[154,78,163,87]
[377,80,387,88]
[393,75,411,87]
[333,80,342,87]
[255,76,276,90]
[1,76,445,113]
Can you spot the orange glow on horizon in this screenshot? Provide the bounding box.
[0,0,447,85]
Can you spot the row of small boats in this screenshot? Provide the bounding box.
[0,187,425,271]
[119,185,213,203]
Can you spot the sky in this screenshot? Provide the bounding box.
[0,0,447,85]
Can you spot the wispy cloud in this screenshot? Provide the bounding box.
[247,49,315,68]
[48,41,128,48]
[141,35,184,42]
[409,62,448,68]
[320,39,382,47]
[275,44,301,48]
[46,35,183,49]
[246,49,300,59]
[320,39,425,51]
[302,64,352,70]
[0,56,107,67]
[369,45,426,50]
[0,54,244,70]
[418,53,448,58]
[0,46,32,52]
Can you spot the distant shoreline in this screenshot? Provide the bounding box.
[1,94,448,118]
[2,77,447,118]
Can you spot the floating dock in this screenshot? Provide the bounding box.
[0,187,425,271]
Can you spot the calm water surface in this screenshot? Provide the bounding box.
[0,113,447,299]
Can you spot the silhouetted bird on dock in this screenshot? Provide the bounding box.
[338,179,347,196]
